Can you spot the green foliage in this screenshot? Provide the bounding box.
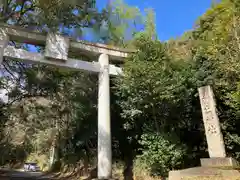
[2,0,240,179]
[135,133,186,177]
[116,30,204,177]
[100,0,143,47]
[0,0,101,170]
[192,0,240,160]
[144,8,157,40]
[230,82,240,110]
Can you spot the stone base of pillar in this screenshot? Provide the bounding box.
[168,158,240,180]
[201,157,239,168]
[169,167,240,180]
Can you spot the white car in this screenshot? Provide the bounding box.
[23,162,40,172]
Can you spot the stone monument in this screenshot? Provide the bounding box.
[168,85,239,180]
[198,85,237,167]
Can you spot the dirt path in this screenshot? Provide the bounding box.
[0,169,53,180]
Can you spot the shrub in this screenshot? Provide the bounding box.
[134,133,186,177]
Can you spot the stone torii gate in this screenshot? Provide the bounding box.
[0,23,134,179]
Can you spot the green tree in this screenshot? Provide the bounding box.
[115,31,202,177]
[99,0,143,47]
[0,0,102,171]
[192,0,240,159]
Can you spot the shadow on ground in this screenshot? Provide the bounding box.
[0,169,53,180]
[0,168,98,180]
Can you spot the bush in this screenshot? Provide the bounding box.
[134,133,186,177]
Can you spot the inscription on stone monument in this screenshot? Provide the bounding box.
[198,85,226,158]
[45,33,70,61]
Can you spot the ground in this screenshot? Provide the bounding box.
[0,169,52,180]
[0,168,94,180]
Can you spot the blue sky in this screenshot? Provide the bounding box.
[97,0,212,41]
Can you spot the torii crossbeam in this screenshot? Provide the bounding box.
[0,23,135,180]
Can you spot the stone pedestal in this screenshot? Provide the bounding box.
[169,158,240,180]
[201,157,239,168]
[169,167,240,180]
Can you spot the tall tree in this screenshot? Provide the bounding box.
[99,0,143,47]
[0,0,103,171]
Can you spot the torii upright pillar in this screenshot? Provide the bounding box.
[98,54,112,179]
